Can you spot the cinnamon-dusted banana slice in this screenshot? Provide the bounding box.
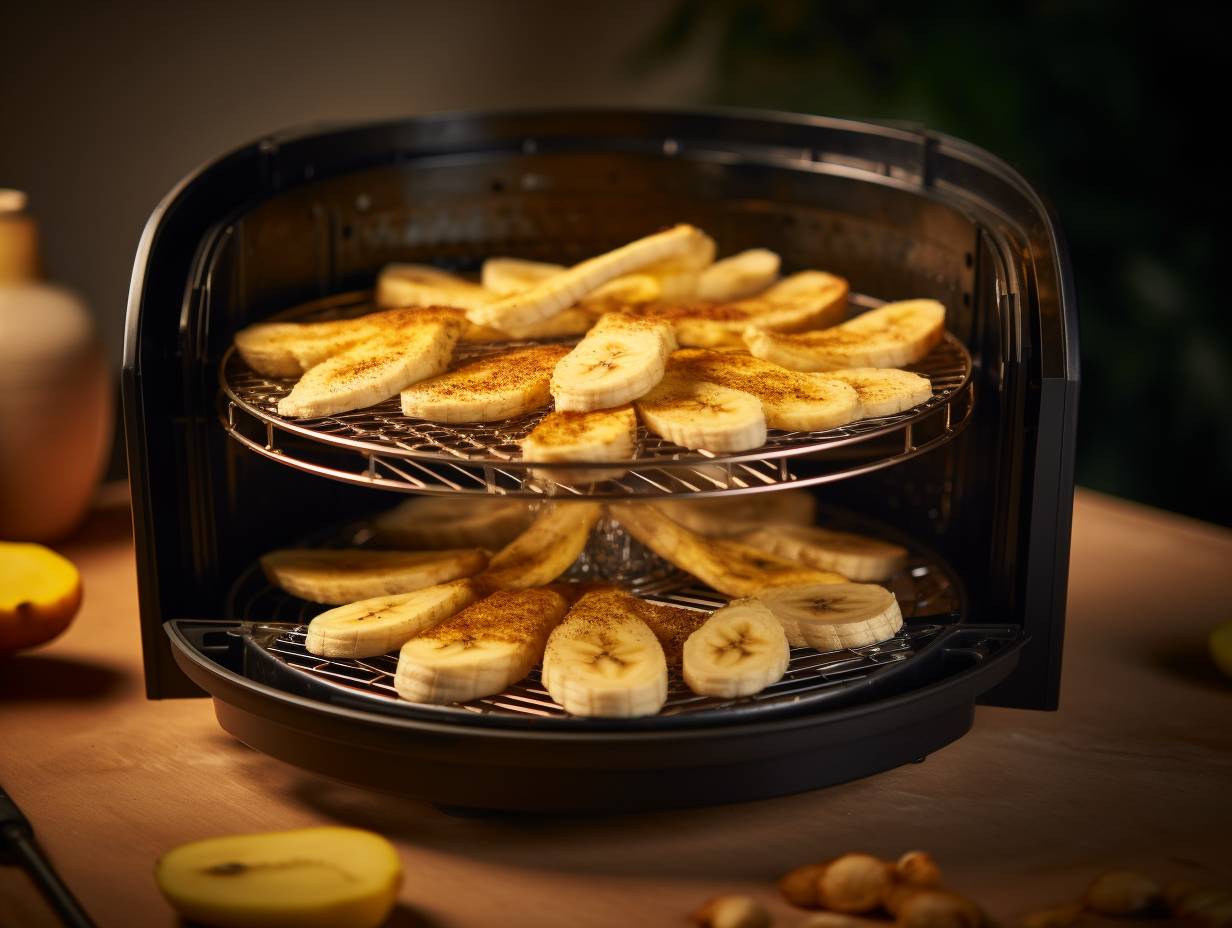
[395,587,569,703]
[261,548,488,604]
[825,367,933,418]
[633,598,708,666]
[666,349,861,432]
[370,497,532,550]
[399,344,570,423]
[743,299,945,371]
[277,308,465,418]
[636,373,766,452]
[740,525,908,582]
[520,405,638,483]
[377,264,493,311]
[481,257,662,314]
[550,313,676,411]
[697,248,781,301]
[462,309,595,343]
[611,504,846,598]
[756,582,903,650]
[655,490,817,538]
[468,224,708,330]
[235,316,374,378]
[479,502,603,590]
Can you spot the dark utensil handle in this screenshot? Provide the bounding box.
[1,786,97,928]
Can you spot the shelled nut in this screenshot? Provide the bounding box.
[691,894,774,928]
[818,854,894,914]
[779,863,830,908]
[895,852,943,888]
[888,888,982,928]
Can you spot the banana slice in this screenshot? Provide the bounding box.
[633,599,708,666]
[235,316,377,378]
[682,600,789,698]
[666,349,862,431]
[743,299,945,371]
[755,582,903,650]
[399,344,570,423]
[376,264,494,311]
[480,502,603,590]
[468,224,707,330]
[481,257,661,316]
[697,249,781,301]
[825,367,933,417]
[481,257,561,294]
[612,504,845,597]
[520,405,637,483]
[740,525,908,582]
[541,589,668,717]
[261,548,488,604]
[462,309,595,343]
[305,578,479,658]
[550,312,676,411]
[636,373,766,452]
[369,497,532,550]
[655,490,817,538]
[277,308,465,418]
[395,587,569,703]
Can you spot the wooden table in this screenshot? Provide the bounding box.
[2,489,1230,927]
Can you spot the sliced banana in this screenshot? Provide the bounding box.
[666,349,862,431]
[399,344,570,423]
[655,490,817,538]
[394,587,569,703]
[612,504,846,597]
[740,525,908,582]
[261,548,488,604]
[304,578,479,659]
[743,299,945,371]
[376,264,494,311]
[541,589,668,717]
[755,582,903,650]
[462,308,595,342]
[467,224,707,330]
[682,600,789,698]
[234,315,380,378]
[520,405,637,483]
[277,308,465,418]
[550,312,676,411]
[481,257,562,294]
[633,599,708,666]
[480,502,603,590]
[697,248,781,302]
[636,373,766,452]
[369,497,532,550]
[481,257,661,314]
[822,367,933,418]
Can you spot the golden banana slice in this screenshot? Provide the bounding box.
[682,599,789,698]
[304,578,479,658]
[655,490,817,538]
[462,309,595,342]
[743,299,945,371]
[697,248,781,301]
[481,257,661,315]
[520,405,638,483]
[542,589,668,717]
[369,497,532,550]
[277,308,465,418]
[825,368,933,417]
[399,344,570,422]
[740,525,908,582]
[550,312,676,411]
[755,582,903,650]
[261,548,488,604]
[394,587,569,703]
[480,502,603,590]
[376,264,493,311]
[611,504,845,597]
[666,349,862,431]
[234,315,379,378]
[636,373,767,452]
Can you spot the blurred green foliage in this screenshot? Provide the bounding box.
[640,0,1230,524]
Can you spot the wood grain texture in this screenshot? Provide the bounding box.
[2,488,1230,927]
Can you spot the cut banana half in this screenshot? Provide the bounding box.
[636,373,766,452]
[369,497,532,550]
[261,548,488,605]
[633,599,708,666]
[682,600,789,698]
[304,578,479,659]
[740,525,908,582]
[481,257,662,314]
[467,224,707,330]
[399,344,570,422]
[697,248,781,301]
[654,490,817,538]
[277,308,465,418]
[481,257,562,294]
[480,502,603,590]
[520,405,637,483]
[666,349,862,431]
[743,299,945,371]
[376,264,494,312]
[394,587,569,703]
[234,315,381,378]
[755,582,903,650]
[541,589,668,717]
[612,504,846,597]
[825,367,933,418]
[462,308,595,343]
[550,312,676,411]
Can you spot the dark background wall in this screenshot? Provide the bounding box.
[2,0,1227,524]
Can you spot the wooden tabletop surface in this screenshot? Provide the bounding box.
[2,488,1230,928]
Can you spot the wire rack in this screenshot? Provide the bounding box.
[218,291,974,498]
[227,516,963,724]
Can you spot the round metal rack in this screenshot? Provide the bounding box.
[218,291,974,499]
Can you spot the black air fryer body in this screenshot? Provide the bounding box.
[123,109,1078,811]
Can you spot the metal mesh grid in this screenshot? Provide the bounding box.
[218,291,974,498]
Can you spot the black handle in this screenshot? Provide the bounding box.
[1,785,97,928]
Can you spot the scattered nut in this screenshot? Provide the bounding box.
[818,854,893,914]
[692,894,774,928]
[780,863,830,909]
[893,889,982,928]
[1018,902,1083,928]
[895,852,943,888]
[1083,870,1162,916]
[796,913,887,928]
